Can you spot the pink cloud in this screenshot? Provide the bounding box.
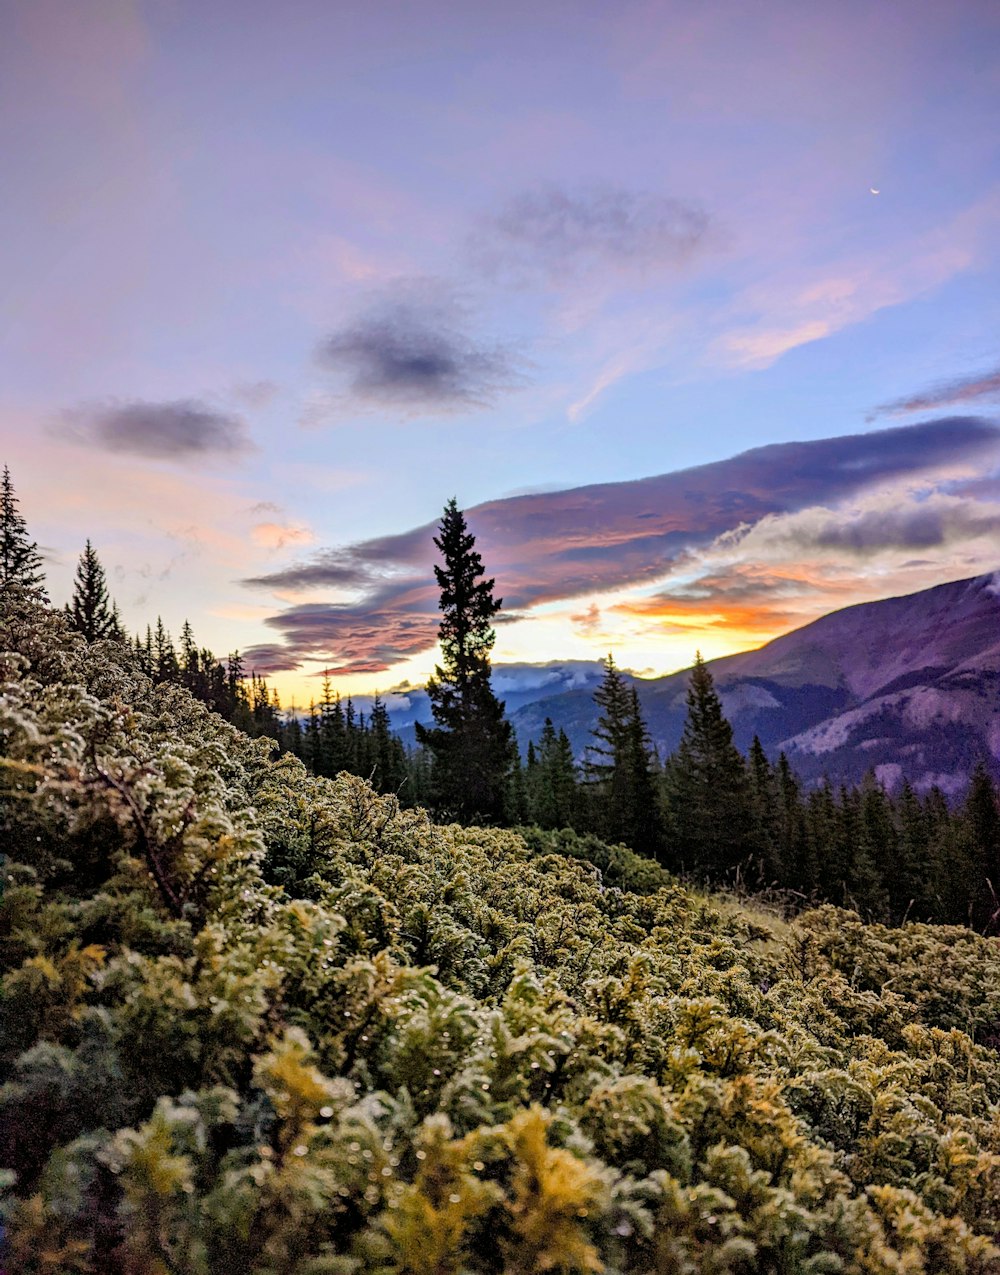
[243,419,1000,674]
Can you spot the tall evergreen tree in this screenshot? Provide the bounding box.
[583,657,661,855]
[0,466,46,596]
[66,540,122,642]
[747,736,781,882]
[664,652,749,877]
[415,499,515,822]
[893,780,934,921]
[369,694,408,794]
[961,763,1000,933]
[153,618,179,684]
[529,718,580,829]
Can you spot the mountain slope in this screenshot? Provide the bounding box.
[509,571,1000,792]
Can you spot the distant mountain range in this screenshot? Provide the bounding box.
[387,571,1000,794]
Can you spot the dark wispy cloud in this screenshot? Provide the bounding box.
[58,399,253,460]
[314,283,519,417]
[472,183,712,285]
[870,364,1000,420]
[242,418,1000,675]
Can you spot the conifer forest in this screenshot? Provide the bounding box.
[3,467,1000,1271]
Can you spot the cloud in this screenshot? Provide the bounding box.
[713,189,1000,371]
[570,603,602,635]
[314,282,519,417]
[870,364,1000,420]
[242,418,1000,675]
[473,183,712,285]
[614,592,803,637]
[251,521,316,551]
[231,380,280,409]
[244,584,441,678]
[716,488,1000,559]
[58,399,253,460]
[238,643,305,675]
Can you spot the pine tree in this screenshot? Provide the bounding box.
[319,680,348,777]
[154,618,179,684]
[0,466,46,596]
[583,655,631,786]
[664,652,749,878]
[961,764,1000,933]
[369,694,408,794]
[583,657,661,855]
[746,736,780,882]
[853,773,892,919]
[66,540,122,642]
[776,751,814,890]
[893,780,933,921]
[530,719,580,830]
[415,499,515,822]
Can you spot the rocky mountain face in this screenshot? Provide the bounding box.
[506,571,1000,794]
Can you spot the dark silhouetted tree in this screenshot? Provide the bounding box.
[664,652,749,877]
[415,499,515,821]
[584,656,661,855]
[369,694,407,794]
[67,540,122,642]
[0,466,45,596]
[961,763,1000,932]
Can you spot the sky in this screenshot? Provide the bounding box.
[3,0,1000,707]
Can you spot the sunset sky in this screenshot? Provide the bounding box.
[3,0,1000,707]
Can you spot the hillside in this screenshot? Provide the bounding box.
[508,571,1000,793]
[5,593,1000,1271]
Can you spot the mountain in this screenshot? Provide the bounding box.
[505,571,1000,794]
[377,661,609,740]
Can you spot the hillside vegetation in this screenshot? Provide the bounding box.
[4,596,1000,1273]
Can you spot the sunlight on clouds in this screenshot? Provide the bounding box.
[251,521,316,550]
[720,320,832,370]
[713,189,998,371]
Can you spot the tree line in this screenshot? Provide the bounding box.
[4,467,999,932]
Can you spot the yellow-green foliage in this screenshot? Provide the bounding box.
[4,602,1000,1272]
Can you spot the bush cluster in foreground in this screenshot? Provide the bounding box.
[3,599,1000,1273]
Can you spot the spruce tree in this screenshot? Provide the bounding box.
[664,652,749,877]
[746,735,780,882]
[583,657,661,854]
[961,764,1000,933]
[369,694,407,794]
[531,718,580,829]
[154,618,179,683]
[0,466,46,596]
[415,498,515,822]
[67,540,122,642]
[893,780,933,921]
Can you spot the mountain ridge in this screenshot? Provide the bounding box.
[503,570,1000,793]
[385,571,1000,793]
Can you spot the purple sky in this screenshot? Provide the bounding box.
[3,1,1000,701]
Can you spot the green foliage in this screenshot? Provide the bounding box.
[5,599,1000,1272]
